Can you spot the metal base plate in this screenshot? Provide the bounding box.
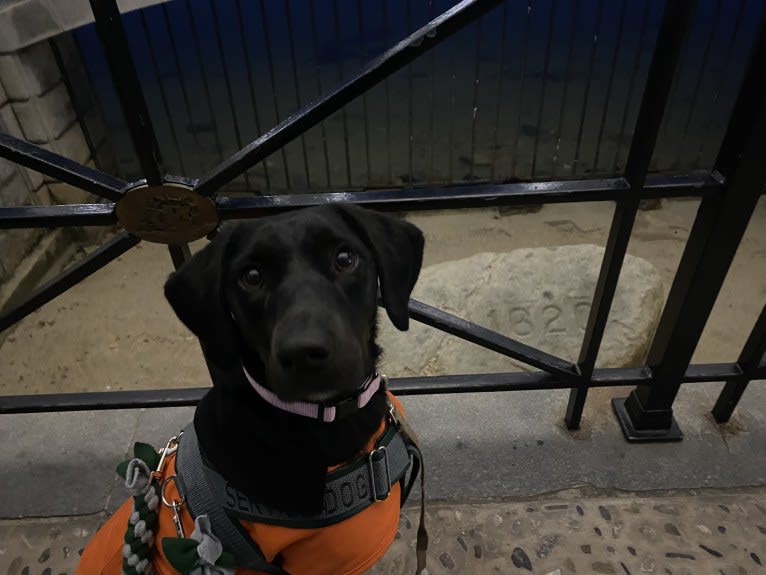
[612,397,683,443]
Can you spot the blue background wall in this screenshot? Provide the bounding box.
[67,0,764,193]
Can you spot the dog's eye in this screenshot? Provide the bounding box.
[240,267,262,286]
[335,249,357,271]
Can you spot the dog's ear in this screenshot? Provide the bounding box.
[164,226,238,368]
[333,204,424,330]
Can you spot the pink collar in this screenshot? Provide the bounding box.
[242,367,382,423]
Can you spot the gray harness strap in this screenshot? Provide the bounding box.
[175,417,417,571]
[212,425,412,528]
[176,423,289,575]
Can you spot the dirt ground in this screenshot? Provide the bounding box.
[1,196,764,395]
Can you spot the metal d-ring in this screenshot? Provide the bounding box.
[161,475,186,538]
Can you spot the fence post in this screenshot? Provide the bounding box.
[565,0,697,429]
[612,12,766,441]
[711,302,766,423]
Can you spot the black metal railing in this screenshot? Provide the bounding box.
[0,0,764,444]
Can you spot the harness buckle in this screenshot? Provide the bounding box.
[368,445,391,501]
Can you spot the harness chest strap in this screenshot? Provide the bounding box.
[173,414,422,573]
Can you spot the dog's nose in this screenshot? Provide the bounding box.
[277,339,331,371]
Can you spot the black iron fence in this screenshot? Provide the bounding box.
[0,0,764,443]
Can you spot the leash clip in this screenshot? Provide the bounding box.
[153,432,183,480]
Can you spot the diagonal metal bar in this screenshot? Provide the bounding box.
[194,0,503,197]
[0,232,140,332]
[565,0,698,430]
[168,244,192,269]
[616,10,766,437]
[88,0,164,185]
[0,204,117,229]
[0,133,126,201]
[215,173,721,218]
[5,362,762,413]
[406,298,580,379]
[712,301,766,422]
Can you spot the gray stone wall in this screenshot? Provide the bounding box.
[0,38,101,301]
[0,0,167,52]
[0,0,156,320]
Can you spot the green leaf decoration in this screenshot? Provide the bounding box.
[116,459,129,479]
[162,537,199,575]
[134,442,161,470]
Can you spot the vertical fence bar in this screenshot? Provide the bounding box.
[489,1,508,182]
[468,16,482,180]
[531,0,556,178]
[333,0,353,187]
[308,0,331,188]
[357,0,372,184]
[613,11,766,441]
[692,0,746,170]
[592,0,627,171]
[612,0,651,173]
[186,1,225,167]
[674,0,723,170]
[236,0,269,190]
[510,0,531,178]
[139,11,186,175]
[258,0,291,189]
[285,0,312,189]
[551,0,579,177]
[565,0,698,430]
[168,244,192,269]
[88,0,164,185]
[712,302,766,422]
[571,0,603,176]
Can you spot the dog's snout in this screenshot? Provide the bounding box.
[277,338,332,371]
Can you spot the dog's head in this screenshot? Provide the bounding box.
[165,204,423,403]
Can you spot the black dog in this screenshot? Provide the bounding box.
[78,203,424,575]
[165,203,424,513]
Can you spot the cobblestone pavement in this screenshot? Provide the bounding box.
[2,487,764,575]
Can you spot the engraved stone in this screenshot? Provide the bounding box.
[378,246,663,375]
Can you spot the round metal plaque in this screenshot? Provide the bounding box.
[115,183,219,244]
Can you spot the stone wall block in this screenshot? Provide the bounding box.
[0,102,44,190]
[50,122,91,166]
[0,0,60,53]
[48,181,91,204]
[12,83,76,143]
[0,40,60,98]
[0,100,24,138]
[0,227,43,278]
[0,170,31,207]
[0,158,17,186]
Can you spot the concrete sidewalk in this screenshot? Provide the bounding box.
[2,487,765,574]
[1,383,765,574]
